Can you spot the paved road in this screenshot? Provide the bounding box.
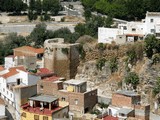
[0,22,76,34]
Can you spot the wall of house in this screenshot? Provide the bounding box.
[84,89,97,112]
[98,27,120,44]
[4,57,14,69]
[52,106,69,119]
[14,85,37,120]
[116,35,126,44]
[21,110,52,120]
[37,81,63,95]
[112,93,133,108]
[145,13,160,34]
[28,74,40,86]
[0,104,5,116]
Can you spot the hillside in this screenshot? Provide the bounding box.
[76,37,160,114]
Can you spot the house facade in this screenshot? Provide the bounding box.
[98,11,160,44]
[0,66,41,120]
[37,78,97,116]
[108,90,150,120]
[21,94,69,120]
[4,46,44,70]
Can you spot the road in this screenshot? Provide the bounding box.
[0,22,77,35]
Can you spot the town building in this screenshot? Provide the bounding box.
[5,46,44,70]
[107,90,150,120]
[0,98,7,120]
[0,66,41,120]
[21,94,69,120]
[98,11,160,44]
[37,78,97,116]
[44,38,79,79]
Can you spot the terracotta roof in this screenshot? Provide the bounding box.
[126,34,144,37]
[9,66,26,72]
[1,66,26,79]
[13,46,44,54]
[0,98,5,105]
[21,103,62,116]
[0,66,4,71]
[38,68,52,74]
[1,70,19,79]
[42,76,61,82]
[103,116,118,120]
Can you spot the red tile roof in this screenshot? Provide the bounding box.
[38,68,52,74]
[13,46,44,54]
[103,116,118,120]
[0,66,4,71]
[21,103,62,116]
[1,70,19,79]
[1,66,26,79]
[42,76,60,82]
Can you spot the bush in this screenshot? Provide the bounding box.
[153,77,160,96]
[96,58,106,71]
[125,72,139,89]
[109,57,118,73]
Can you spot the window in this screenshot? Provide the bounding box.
[17,78,21,85]
[22,112,26,118]
[123,26,127,30]
[75,99,78,105]
[151,29,155,33]
[34,115,39,120]
[62,97,65,101]
[7,91,8,95]
[43,116,48,120]
[3,88,5,92]
[132,28,136,31]
[10,93,12,98]
[40,85,43,90]
[119,37,122,39]
[150,19,154,23]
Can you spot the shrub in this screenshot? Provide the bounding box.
[125,72,139,89]
[96,58,106,71]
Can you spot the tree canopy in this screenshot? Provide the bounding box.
[81,0,160,21]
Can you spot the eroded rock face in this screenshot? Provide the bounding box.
[76,56,160,112]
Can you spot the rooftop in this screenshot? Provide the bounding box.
[116,90,139,97]
[21,103,62,116]
[13,46,44,54]
[42,76,62,82]
[118,108,134,115]
[64,79,86,85]
[146,12,160,16]
[103,115,118,120]
[29,95,58,103]
[0,66,4,71]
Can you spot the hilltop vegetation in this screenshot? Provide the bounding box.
[82,0,160,21]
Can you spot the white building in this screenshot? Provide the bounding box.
[4,46,44,70]
[0,66,41,120]
[98,11,160,44]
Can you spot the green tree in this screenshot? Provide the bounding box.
[109,57,118,73]
[96,58,106,71]
[29,23,47,47]
[125,72,139,89]
[35,0,42,15]
[43,0,60,15]
[75,23,86,36]
[144,34,158,58]
[153,77,160,96]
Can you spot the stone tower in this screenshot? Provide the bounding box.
[44,38,79,79]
